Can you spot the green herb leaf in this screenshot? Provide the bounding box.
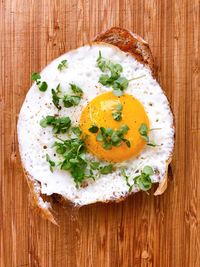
[100,164,113,174]
[72,126,82,137]
[138,124,158,146]
[31,72,41,81]
[97,51,110,72]
[70,83,83,97]
[102,141,112,150]
[113,77,129,92]
[120,124,129,134]
[88,125,99,133]
[31,72,48,92]
[110,64,123,80]
[38,81,48,92]
[122,165,154,192]
[124,139,131,148]
[53,142,66,154]
[134,173,152,191]
[63,95,81,107]
[112,112,122,121]
[40,116,71,134]
[96,132,104,142]
[138,123,149,142]
[116,103,123,112]
[58,59,68,71]
[139,123,148,136]
[143,166,154,175]
[46,154,55,172]
[111,132,121,143]
[105,128,113,136]
[54,138,87,185]
[134,165,154,191]
[90,162,100,170]
[93,125,130,150]
[40,116,55,127]
[52,84,62,110]
[99,74,112,86]
[112,103,123,121]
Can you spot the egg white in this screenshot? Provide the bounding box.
[17,43,174,205]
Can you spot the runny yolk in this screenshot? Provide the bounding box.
[80,92,149,162]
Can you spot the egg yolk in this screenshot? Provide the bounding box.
[80,92,149,162]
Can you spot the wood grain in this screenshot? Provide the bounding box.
[0,0,200,266]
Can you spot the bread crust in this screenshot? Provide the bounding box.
[20,27,174,224]
[94,27,155,75]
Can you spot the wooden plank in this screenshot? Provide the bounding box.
[0,0,200,266]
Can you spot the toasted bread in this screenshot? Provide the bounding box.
[19,27,173,224]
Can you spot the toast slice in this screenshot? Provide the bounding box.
[20,27,173,224]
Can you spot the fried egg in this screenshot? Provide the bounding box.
[18,43,174,205]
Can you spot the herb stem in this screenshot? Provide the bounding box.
[128,74,146,82]
[54,135,65,142]
[149,128,162,131]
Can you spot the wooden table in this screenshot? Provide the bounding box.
[1,0,200,266]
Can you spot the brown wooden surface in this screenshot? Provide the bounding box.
[1,0,200,266]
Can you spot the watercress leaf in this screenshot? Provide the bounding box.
[79,153,87,162]
[52,88,61,109]
[99,74,112,86]
[96,132,104,142]
[61,160,71,170]
[102,142,112,150]
[124,139,131,148]
[63,95,81,107]
[112,64,123,74]
[40,116,71,133]
[113,77,129,92]
[97,51,109,72]
[110,69,120,80]
[71,166,85,183]
[116,103,123,112]
[31,72,41,81]
[90,162,100,170]
[100,164,113,174]
[120,124,129,134]
[58,59,68,71]
[40,116,55,128]
[105,128,113,136]
[112,140,121,147]
[46,154,55,172]
[69,158,80,164]
[72,126,82,137]
[54,142,66,154]
[112,111,122,121]
[113,89,124,96]
[38,81,48,92]
[88,125,99,133]
[143,166,154,176]
[111,132,121,143]
[70,83,83,97]
[56,83,62,93]
[40,118,48,128]
[100,127,106,135]
[139,123,148,136]
[138,175,152,191]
